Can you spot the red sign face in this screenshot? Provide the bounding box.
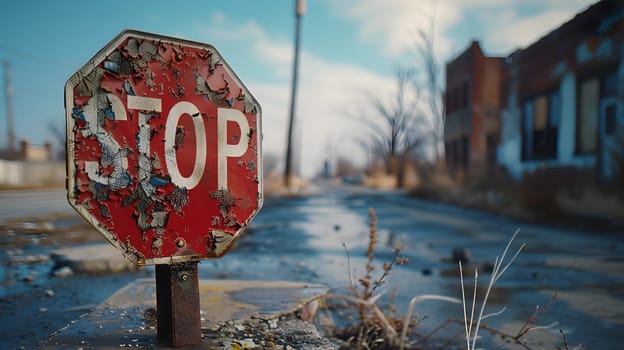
[65,30,262,265]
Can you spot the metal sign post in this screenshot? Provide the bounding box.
[156,262,201,346]
[65,30,262,346]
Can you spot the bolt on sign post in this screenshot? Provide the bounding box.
[65,30,262,346]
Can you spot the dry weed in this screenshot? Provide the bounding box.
[326,208,459,350]
[325,214,568,350]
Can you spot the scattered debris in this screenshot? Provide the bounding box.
[52,266,74,278]
[452,247,472,264]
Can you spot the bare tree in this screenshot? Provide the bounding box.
[412,15,445,163]
[352,16,444,187]
[357,67,427,186]
[48,122,65,160]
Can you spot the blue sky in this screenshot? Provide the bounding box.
[0,0,593,176]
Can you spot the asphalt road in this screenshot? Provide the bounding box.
[1,184,623,349]
[233,184,624,349]
[0,189,73,222]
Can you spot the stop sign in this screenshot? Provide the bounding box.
[65,30,262,265]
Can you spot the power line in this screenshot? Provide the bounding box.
[0,45,48,65]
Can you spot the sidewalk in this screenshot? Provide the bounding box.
[44,244,335,349]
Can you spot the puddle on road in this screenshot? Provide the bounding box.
[297,200,370,252]
[558,287,624,325]
[0,214,100,250]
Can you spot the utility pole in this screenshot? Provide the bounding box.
[3,61,15,156]
[284,0,305,188]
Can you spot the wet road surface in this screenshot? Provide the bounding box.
[219,184,624,349]
[1,185,623,348]
[0,189,73,222]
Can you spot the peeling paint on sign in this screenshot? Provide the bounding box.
[207,230,236,256]
[65,30,262,265]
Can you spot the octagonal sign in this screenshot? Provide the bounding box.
[65,30,262,265]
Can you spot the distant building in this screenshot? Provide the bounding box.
[498,0,623,182]
[0,140,63,187]
[0,140,53,161]
[444,0,624,184]
[444,41,503,179]
[20,140,54,161]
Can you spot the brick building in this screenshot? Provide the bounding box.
[444,41,503,179]
[445,0,624,183]
[498,0,623,181]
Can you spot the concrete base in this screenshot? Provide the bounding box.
[44,278,335,349]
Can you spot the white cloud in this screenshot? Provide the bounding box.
[252,38,397,177]
[294,53,396,176]
[190,1,594,177]
[480,2,592,53]
[200,12,266,42]
[196,12,397,177]
[326,0,461,59]
[327,0,592,59]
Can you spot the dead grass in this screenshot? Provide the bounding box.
[263,173,309,198]
[459,230,530,350]
[320,210,574,350]
[404,167,624,232]
[556,188,624,224]
[324,209,461,350]
[364,173,398,190]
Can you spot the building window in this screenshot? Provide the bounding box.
[452,139,459,170]
[460,135,469,170]
[446,87,454,114]
[446,139,461,175]
[461,80,470,108]
[445,80,471,114]
[602,73,617,98]
[522,91,559,160]
[454,86,461,111]
[522,101,534,160]
[605,104,616,136]
[486,133,498,167]
[576,78,599,153]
